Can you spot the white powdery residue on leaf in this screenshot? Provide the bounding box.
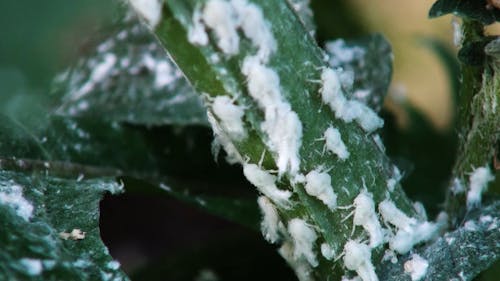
[343,241,379,281]
[257,196,281,243]
[207,111,243,164]
[212,96,247,141]
[320,243,336,260]
[231,0,277,62]
[324,126,349,160]
[288,218,319,267]
[278,241,314,281]
[242,56,302,175]
[463,220,478,231]
[154,60,178,89]
[128,0,162,28]
[304,170,337,210]
[0,184,34,221]
[243,163,292,208]
[71,53,117,101]
[404,254,428,281]
[325,39,365,67]
[353,191,384,248]
[19,258,43,276]
[202,0,240,55]
[188,9,209,46]
[466,166,494,210]
[320,68,383,133]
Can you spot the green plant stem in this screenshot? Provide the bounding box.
[445,20,500,226]
[149,1,418,279]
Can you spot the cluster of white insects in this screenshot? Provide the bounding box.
[183,1,439,280]
[128,1,496,280]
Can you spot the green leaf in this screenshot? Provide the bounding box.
[378,200,500,281]
[429,0,500,25]
[0,68,258,231]
[0,170,129,280]
[53,18,208,127]
[325,34,393,112]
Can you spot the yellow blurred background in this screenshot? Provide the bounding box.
[352,0,455,129]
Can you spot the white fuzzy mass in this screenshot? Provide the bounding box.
[343,240,379,281]
[0,184,34,222]
[202,0,240,55]
[212,96,247,141]
[243,164,292,208]
[404,254,428,281]
[353,191,384,248]
[257,196,281,243]
[304,170,337,210]
[128,0,162,28]
[288,218,318,267]
[466,166,494,210]
[324,126,349,160]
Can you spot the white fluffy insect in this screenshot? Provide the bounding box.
[242,56,282,108]
[379,199,438,254]
[404,254,429,281]
[231,0,277,62]
[323,126,349,160]
[242,56,303,175]
[379,199,416,231]
[304,170,337,210]
[207,111,243,164]
[264,109,303,176]
[288,218,319,267]
[257,196,282,243]
[128,0,162,28]
[352,191,384,248]
[212,96,247,141]
[466,166,494,210]
[391,222,438,254]
[320,68,383,133]
[343,240,379,281]
[202,0,240,55]
[278,241,314,281]
[320,243,336,260]
[320,68,345,114]
[243,163,292,208]
[188,9,209,46]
